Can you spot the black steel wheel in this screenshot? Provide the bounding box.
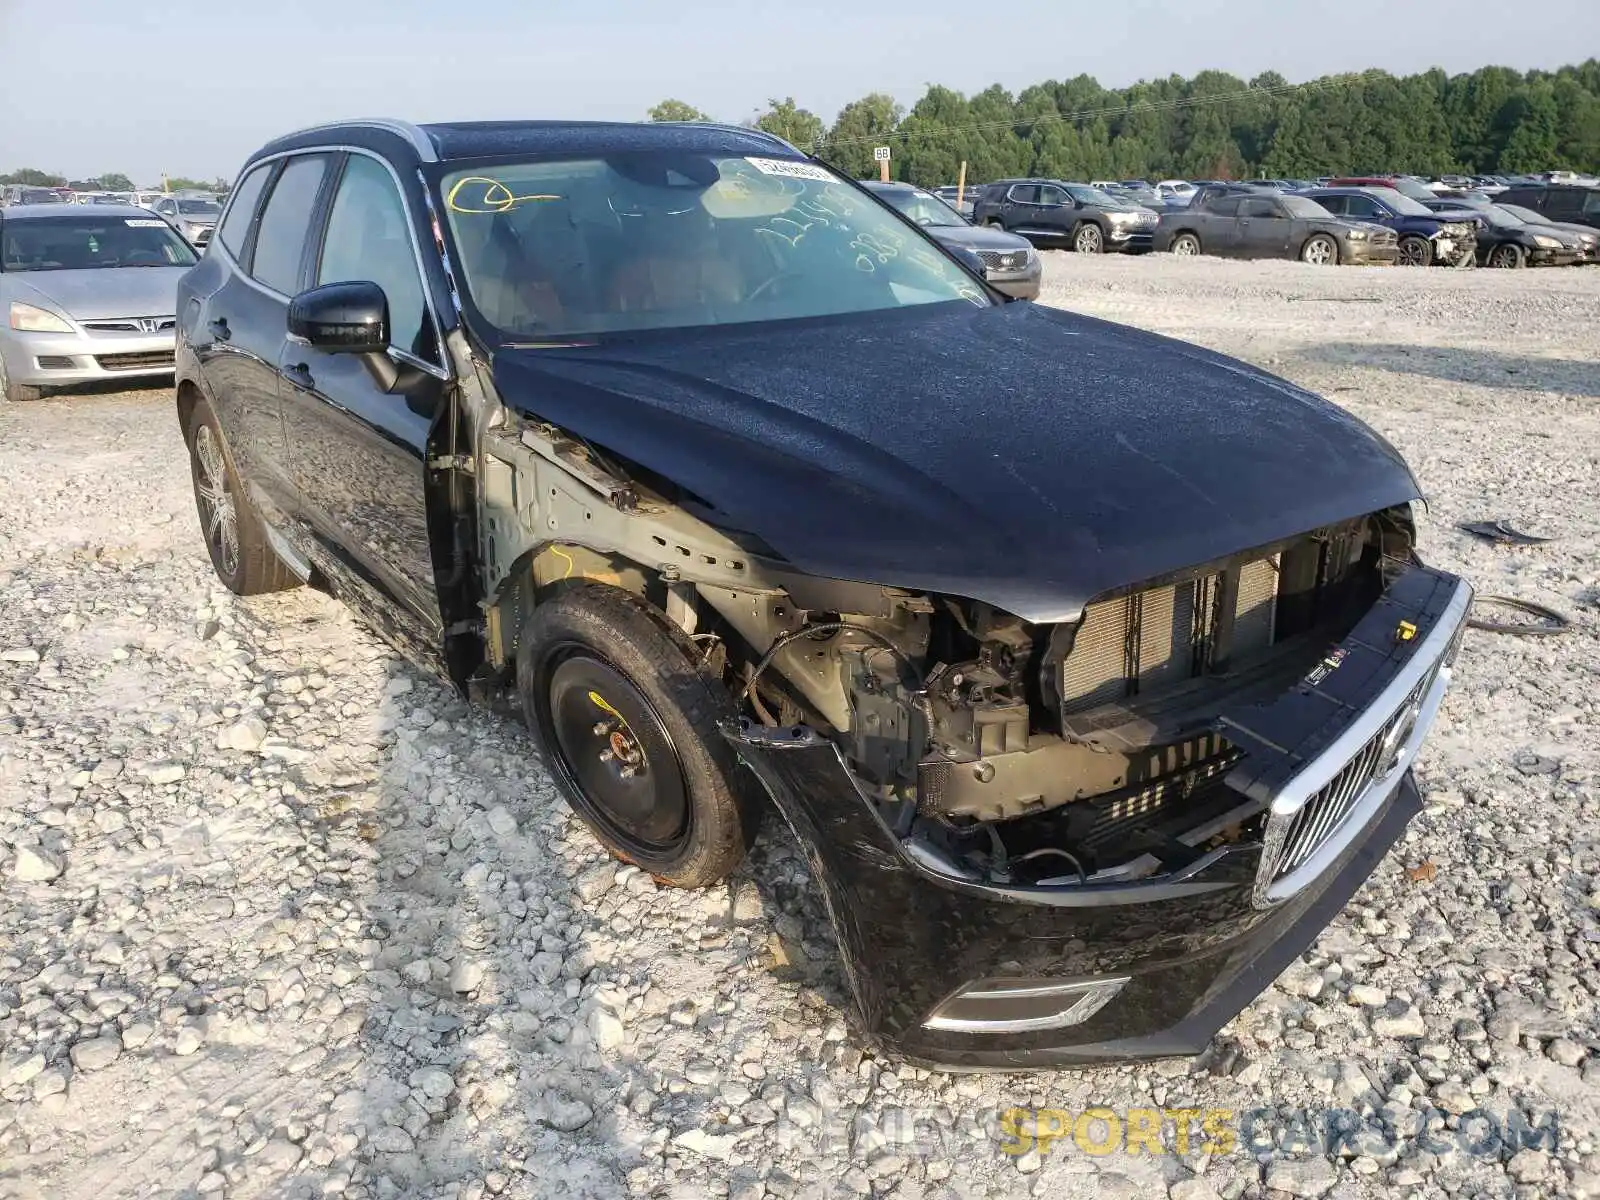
[1397,235,1432,267]
[517,583,762,887]
[184,395,301,595]
[1488,242,1525,268]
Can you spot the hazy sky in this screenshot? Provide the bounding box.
[2,0,1595,183]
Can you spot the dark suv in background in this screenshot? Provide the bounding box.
[971,179,1158,253]
[1497,184,1600,232]
[1304,188,1477,266]
[862,182,1040,298]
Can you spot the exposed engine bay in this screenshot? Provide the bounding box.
[478,411,1421,894]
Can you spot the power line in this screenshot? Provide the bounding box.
[811,70,1387,150]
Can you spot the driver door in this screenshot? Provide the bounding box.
[1238,197,1292,257]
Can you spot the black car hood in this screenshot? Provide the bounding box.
[923,224,1033,252]
[492,302,1420,622]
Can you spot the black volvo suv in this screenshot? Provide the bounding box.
[174,119,1470,1069]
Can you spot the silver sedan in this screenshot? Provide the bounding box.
[0,204,197,401]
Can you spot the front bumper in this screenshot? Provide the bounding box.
[1342,240,1399,265]
[987,261,1042,300]
[727,565,1470,1068]
[0,327,176,387]
[1106,224,1156,253]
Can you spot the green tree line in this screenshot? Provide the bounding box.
[651,59,1600,186]
[0,169,229,193]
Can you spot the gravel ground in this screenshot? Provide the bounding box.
[2,256,1598,1200]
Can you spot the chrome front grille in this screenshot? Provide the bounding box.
[977,249,1028,270]
[1268,674,1429,879]
[82,317,176,334]
[1248,577,1473,908]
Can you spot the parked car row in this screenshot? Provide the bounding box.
[908,170,1598,269]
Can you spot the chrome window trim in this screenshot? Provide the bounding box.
[270,118,438,163]
[211,144,451,380]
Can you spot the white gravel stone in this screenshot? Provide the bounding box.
[10,845,64,882]
[409,1066,455,1098]
[448,961,485,993]
[69,1036,122,1072]
[1264,1157,1339,1197]
[216,717,268,752]
[173,1028,203,1056]
[1370,1008,1427,1039]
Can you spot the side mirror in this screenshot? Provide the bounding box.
[288,281,389,354]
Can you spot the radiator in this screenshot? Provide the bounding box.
[1060,554,1281,715]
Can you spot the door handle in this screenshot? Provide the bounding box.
[208,317,231,342]
[282,362,315,391]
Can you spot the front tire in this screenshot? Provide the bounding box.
[0,355,42,403]
[517,583,762,888]
[185,397,301,595]
[1488,242,1525,268]
[1301,234,1339,266]
[1170,232,1201,257]
[1398,235,1432,267]
[1073,223,1104,254]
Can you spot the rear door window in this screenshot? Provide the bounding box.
[1545,189,1583,218]
[250,154,330,295]
[218,164,272,261]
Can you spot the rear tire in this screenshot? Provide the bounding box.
[1488,242,1525,268]
[517,583,763,889]
[1398,235,1432,267]
[1300,234,1339,266]
[185,397,301,595]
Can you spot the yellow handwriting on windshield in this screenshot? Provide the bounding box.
[446,176,564,214]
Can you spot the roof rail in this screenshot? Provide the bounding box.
[271,118,437,162]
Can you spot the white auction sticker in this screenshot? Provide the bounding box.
[744,157,837,182]
[125,219,167,227]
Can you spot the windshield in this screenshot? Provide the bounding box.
[19,188,64,204]
[439,154,989,339]
[0,214,200,272]
[1390,178,1435,202]
[176,199,220,216]
[1385,193,1433,216]
[1281,196,1332,218]
[1063,184,1126,208]
[1496,204,1545,223]
[879,189,966,228]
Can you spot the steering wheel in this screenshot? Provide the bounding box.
[124,248,161,265]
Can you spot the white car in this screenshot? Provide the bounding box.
[1156,180,1197,204]
[131,191,166,210]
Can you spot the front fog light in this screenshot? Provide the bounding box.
[923,975,1130,1033]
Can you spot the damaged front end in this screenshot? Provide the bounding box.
[473,400,1467,1066]
[718,511,1471,1066]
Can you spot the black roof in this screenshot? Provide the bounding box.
[421,120,796,161]
[251,118,801,171]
